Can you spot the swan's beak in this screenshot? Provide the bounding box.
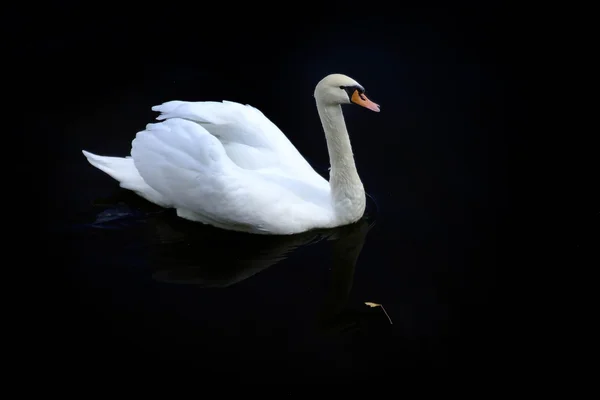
[351,90,380,112]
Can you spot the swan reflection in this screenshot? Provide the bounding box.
[149,209,373,289]
[83,188,376,329]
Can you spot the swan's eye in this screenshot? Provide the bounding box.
[340,85,365,99]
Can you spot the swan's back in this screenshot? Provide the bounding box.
[152,100,324,182]
[128,100,334,234]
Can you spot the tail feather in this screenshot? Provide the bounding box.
[82,150,171,208]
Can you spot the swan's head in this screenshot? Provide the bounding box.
[314,73,380,112]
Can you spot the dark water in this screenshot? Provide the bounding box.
[50,187,495,377]
[39,4,514,379]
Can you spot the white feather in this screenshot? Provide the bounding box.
[81,150,170,207]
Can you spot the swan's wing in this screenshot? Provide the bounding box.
[131,118,242,225]
[151,100,320,180]
[130,118,333,234]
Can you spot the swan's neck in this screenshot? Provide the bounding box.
[316,100,366,224]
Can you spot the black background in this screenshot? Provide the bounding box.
[19,1,565,381]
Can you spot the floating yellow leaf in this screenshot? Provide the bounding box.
[364,301,393,324]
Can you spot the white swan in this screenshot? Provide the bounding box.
[82,73,380,235]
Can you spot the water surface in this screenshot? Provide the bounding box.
[42,16,506,377]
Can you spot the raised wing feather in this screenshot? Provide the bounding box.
[151,100,323,182]
[130,117,333,234]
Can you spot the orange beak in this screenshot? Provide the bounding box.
[351,90,380,112]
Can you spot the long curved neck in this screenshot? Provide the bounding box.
[316,99,366,223]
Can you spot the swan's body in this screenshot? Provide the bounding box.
[82,73,380,235]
